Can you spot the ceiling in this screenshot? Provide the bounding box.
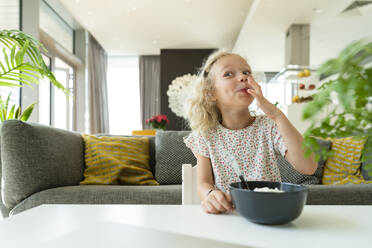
[58,0,253,55]
[56,0,372,69]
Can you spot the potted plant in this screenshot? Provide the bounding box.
[145,115,169,130]
[0,92,35,122]
[302,39,372,171]
[0,29,69,121]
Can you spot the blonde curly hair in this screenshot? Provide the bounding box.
[185,50,242,135]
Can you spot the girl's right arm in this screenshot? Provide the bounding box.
[195,154,234,214]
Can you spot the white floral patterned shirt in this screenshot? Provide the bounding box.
[184,115,287,192]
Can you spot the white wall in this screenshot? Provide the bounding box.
[310,11,372,67]
[233,0,285,72]
[233,0,372,71]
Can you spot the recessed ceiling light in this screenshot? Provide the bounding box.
[313,8,324,13]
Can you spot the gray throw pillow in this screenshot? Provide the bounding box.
[1,120,84,209]
[361,138,372,181]
[155,130,196,184]
[277,138,332,185]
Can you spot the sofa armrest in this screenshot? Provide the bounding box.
[182,164,200,205]
[1,120,85,210]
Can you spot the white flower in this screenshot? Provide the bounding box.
[167,73,198,118]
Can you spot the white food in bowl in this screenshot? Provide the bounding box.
[253,187,284,193]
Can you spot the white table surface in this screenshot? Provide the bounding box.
[0,204,371,248]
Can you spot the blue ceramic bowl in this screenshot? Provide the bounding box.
[229,181,308,225]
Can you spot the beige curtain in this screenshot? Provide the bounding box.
[87,34,109,134]
[139,55,161,129]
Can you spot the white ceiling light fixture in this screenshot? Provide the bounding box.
[312,8,324,14]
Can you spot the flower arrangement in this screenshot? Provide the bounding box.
[145,115,169,130]
[167,73,198,118]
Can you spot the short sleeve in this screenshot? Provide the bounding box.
[271,121,287,157]
[183,132,210,158]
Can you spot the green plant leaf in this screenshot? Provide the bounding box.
[0,98,7,122]
[20,103,36,121]
[303,39,372,162]
[0,76,32,87]
[9,72,40,85]
[5,92,10,116]
[0,29,69,98]
[18,40,29,65]
[0,58,6,74]
[15,39,28,66]
[0,98,5,122]
[10,42,16,69]
[7,104,15,119]
[2,47,11,71]
[14,106,21,119]
[0,81,22,87]
[0,37,13,49]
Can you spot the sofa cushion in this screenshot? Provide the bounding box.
[1,120,84,209]
[10,185,182,216]
[80,134,158,185]
[96,134,156,175]
[361,137,372,181]
[155,131,196,184]
[322,137,369,185]
[277,138,332,185]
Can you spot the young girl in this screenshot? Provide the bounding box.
[184,50,317,214]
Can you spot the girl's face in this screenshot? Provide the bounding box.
[210,55,254,109]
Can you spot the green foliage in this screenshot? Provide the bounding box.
[0,92,36,122]
[0,29,69,95]
[302,39,372,172]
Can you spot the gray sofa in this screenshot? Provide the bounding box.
[1,120,372,218]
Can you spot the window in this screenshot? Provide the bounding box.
[0,83,19,113]
[39,0,74,53]
[0,45,20,111]
[107,57,141,135]
[52,57,74,130]
[38,54,52,125]
[249,72,294,114]
[0,0,20,110]
[0,0,19,30]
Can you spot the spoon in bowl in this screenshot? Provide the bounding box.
[227,154,251,190]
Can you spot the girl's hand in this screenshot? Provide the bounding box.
[246,76,281,120]
[201,190,234,214]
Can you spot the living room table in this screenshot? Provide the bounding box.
[0,204,371,248]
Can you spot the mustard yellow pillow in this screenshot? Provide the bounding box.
[322,137,372,185]
[80,134,159,185]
